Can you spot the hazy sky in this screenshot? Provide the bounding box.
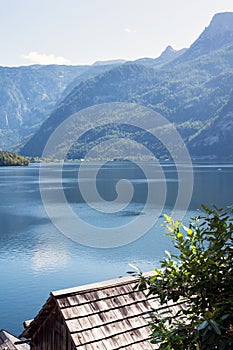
[2,0,233,66]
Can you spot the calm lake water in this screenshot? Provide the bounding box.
[0,162,232,335]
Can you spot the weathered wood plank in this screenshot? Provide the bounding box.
[73,320,151,347]
[57,285,147,309]
[22,272,183,350]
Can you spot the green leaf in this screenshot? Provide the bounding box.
[220,314,231,321]
[209,319,221,335]
[164,250,172,259]
[137,206,233,349]
[197,320,208,331]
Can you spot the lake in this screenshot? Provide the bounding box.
[0,161,232,335]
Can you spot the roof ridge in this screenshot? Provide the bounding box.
[52,272,152,297]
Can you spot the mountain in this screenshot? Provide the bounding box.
[156,45,187,63]
[93,59,126,66]
[171,12,233,64]
[21,52,233,160]
[136,46,187,67]
[0,64,88,150]
[20,63,157,157]
[60,62,126,101]
[0,61,129,151]
[189,92,233,160]
[11,12,233,160]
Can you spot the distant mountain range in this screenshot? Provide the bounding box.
[135,45,187,67]
[1,12,233,161]
[0,62,130,150]
[0,64,86,149]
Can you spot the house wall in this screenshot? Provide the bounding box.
[30,305,75,350]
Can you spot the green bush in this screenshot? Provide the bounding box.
[0,151,29,166]
[137,206,233,349]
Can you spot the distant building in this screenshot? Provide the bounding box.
[20,274,183,350]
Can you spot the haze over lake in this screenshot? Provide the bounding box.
[0,161,232,335]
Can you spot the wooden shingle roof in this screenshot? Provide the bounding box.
[21,274,184,349]
[0,330,29,350]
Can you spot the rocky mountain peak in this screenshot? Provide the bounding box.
[160,45,176,58]
[171,12,233,64]
[206,12,233,37]
[190,12,233,54]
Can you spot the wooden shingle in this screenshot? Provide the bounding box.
[0,330,29,350]
[20,274,183,349]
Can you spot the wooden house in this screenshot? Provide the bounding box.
[0,330,29,350]
[20,274,183,350]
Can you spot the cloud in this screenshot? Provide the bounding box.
[21,51,71,65]
[124,27,137,34]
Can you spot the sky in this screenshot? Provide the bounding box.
[1,0,233,67]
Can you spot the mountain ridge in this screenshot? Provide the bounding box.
[135,45,187,67]
[0,64,89,149]
[1,12,233,161]
[169,12,233,65]
[21,12,233,160]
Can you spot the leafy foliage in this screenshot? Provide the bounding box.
[137,206,233,349]
[0,151,29,166]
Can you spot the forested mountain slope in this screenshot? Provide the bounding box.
[21,13,233,160]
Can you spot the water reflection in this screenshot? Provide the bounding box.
[32,241,69,273]
[0,162,232,335]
